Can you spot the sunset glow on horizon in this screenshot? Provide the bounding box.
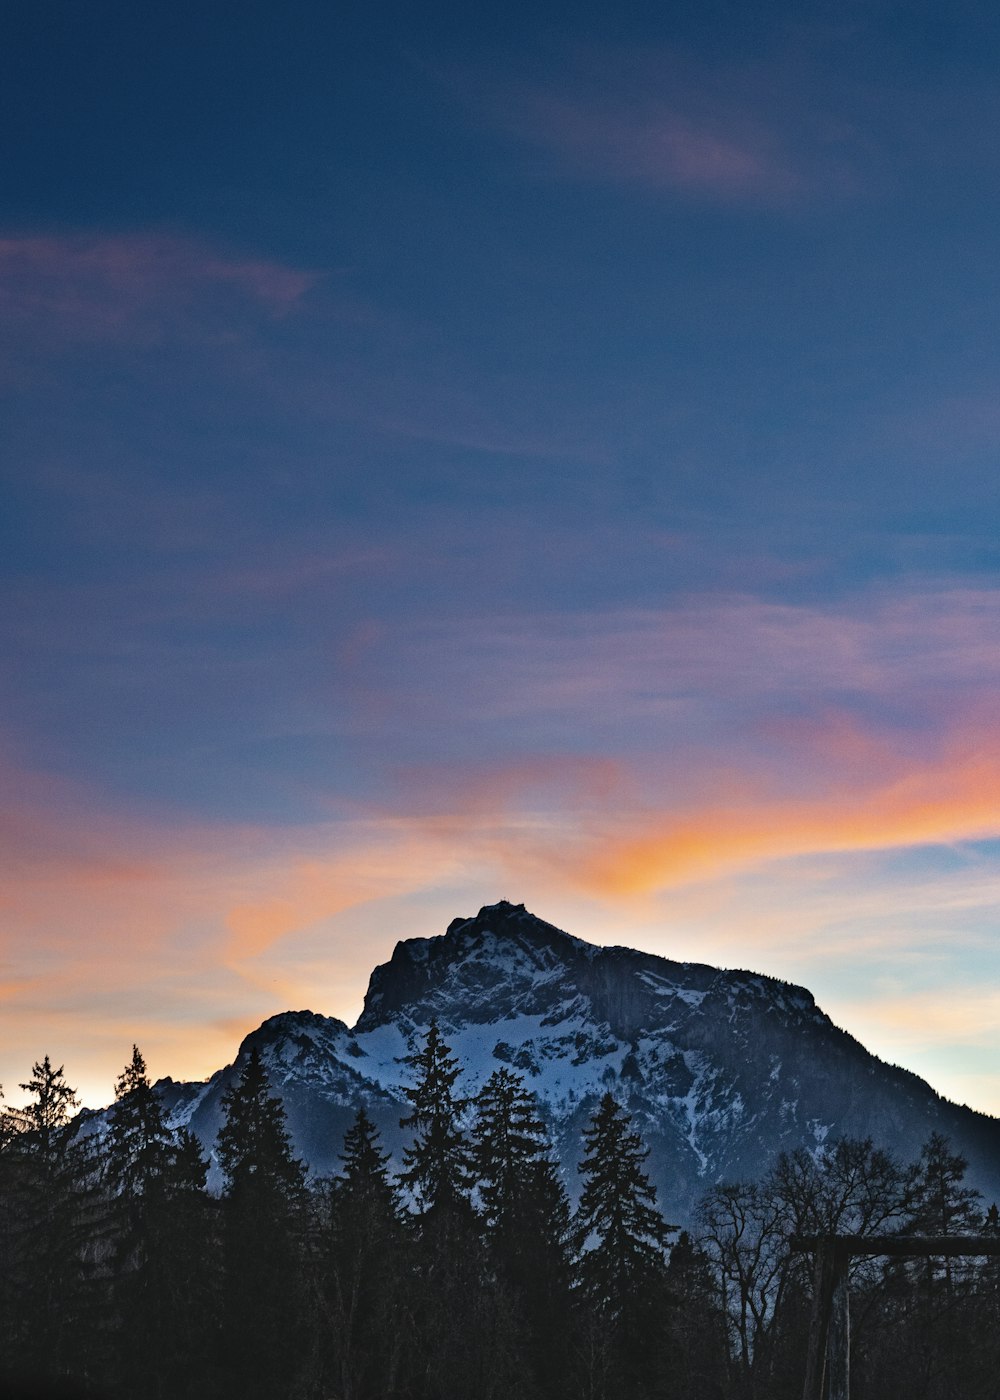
[3,2,1000,1116]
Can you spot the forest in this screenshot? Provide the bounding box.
[2,1021,999,1400]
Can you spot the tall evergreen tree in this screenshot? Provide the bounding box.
[106,1045,174,1200]
[13,1055,80,1155]
[474,1067,555,1231]
[322,1108,408,1400]
[216,1045,309,1400]
[663,1231,731,1400]
[336,1106,399,1219]
[398,1020,472,1215]
[903,1134,983,1397]
[1,1058,100,1385]
[574,1094,675,1400]
[106,1046,216,1400]
[217,1045,305,1200]
[472,1068,574,1397]
[574,1093,673,1311]
[399,1027,525,1399]
[910,1132,982,1237]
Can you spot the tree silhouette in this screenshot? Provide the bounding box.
[106,1045,173,1200]
[473,1068,573,1396]
[398,1020,471,1215]
[1,1059,98,1382]
[216,1045,309,1399]
[322,1109,407,1400]
[574,1093,672,1311]
[105,1046,215,1400]
[574,1094,674,1399]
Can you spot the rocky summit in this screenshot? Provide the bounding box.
[154,900,1000,1222]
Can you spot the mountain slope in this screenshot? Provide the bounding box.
[154,901,1000,1222]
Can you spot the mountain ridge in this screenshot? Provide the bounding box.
[146,900,1000,1223]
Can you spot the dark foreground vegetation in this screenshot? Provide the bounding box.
[2,1025,1000,1400]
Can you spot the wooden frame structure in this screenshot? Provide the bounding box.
[790,1234,1000,1400]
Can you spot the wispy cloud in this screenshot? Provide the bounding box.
[5,577,1000,1109]
[464,42,879,203]
[513,91,800,200]
[361,585,1000,750]
[570,727,1000,897]
[0,232,318,348]
[4,716,1000,1110]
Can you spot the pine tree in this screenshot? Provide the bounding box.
[322,1109,407,1400]
[14,1054,80,1156]
[216,1045,309,1400]
[574,1093,672,1311]
[156,1127,218,1400]
[336,1106,399,1219]
[663,1230,731,1400]
[910,1132,982,1237]
[105,1047,216,1400]
[2,1058,100,1383]
[472,1068,574,1397]
[106,1044,173,1201]
[474,1068,554,1231]
[472,1067,571,1278]
[399,1028,525,1398]
[574,1095,674,1400]
[216,1044,305,1200]
[171,1126,210,1193]
[398,1020,472,1215]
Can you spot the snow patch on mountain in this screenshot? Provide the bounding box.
[146,900,1000,1223]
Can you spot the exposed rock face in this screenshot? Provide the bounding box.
[152,901,1000,1223]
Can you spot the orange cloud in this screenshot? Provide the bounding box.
[3,705,1000,1109]
[573,726,1000,896]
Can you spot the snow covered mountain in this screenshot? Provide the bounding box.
[156,900,1000,1222]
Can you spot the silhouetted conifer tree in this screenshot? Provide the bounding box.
[399,1026,526,1399]
[216,1045,309,1400]
[322,1108,408,1400]
[910,1132,982,1239]
[574,1093,672,1310]
[398,1020,472,1215]
[886,1134,986,1399]
[0,1059,101,1385]
[473,1068,575,1396]
[106,1047,216,1400]
[106,1046,173,1200]
[574,1094,674,1399]
[663,1230,730,1400]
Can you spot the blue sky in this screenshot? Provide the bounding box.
[2,0,1000,1109]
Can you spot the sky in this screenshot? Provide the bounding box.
[3,0,1000,1112]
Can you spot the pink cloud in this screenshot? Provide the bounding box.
[364,585,1000,746]
[4,579,1000,1109]
[352,711,1000,922]
[3,707,1000,1111]
[572,731,1000,898]
[521,94,799,199]
[458,42,876,204]
[0,232,318,344]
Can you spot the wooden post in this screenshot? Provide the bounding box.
[793,1234,1000,1400]
[802,1239,836,1400]
[827,1245,850,1400]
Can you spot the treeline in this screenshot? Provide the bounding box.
[1,1024,999,1400]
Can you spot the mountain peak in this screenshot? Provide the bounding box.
[354,900,588,1033]
[443,899,586,951]
[135,901,1000,1224]
[445,898,528,934]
